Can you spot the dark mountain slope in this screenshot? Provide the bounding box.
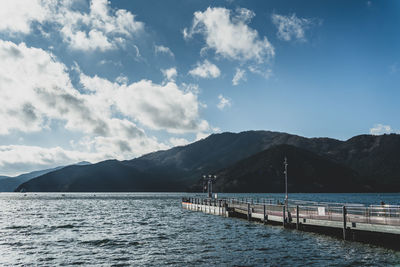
[326,134,400,190]
[17,130,341,192]
[15,131,400,192]
[127,131,341,179]
[211,144,361,193]
[0,161,91,192]
[16,160,184,192]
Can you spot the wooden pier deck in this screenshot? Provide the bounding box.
[182,197,400,248]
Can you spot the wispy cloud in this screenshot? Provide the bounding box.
[154,45,174,57]
[232,68,246,85]
[169,137,189,147]
[369,124,394,135]
[189,60,221,79]
[162,67,178,82]
[217,94,231,110]
[272,13,316,42]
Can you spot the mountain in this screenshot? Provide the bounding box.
[0,161,91,192]
[14,160,181,192]
[210,144,361,193]
[321,134,400,191]
[15,131,400,192]
[15,131,339,192]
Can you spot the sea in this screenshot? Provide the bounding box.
[0,192,399,266]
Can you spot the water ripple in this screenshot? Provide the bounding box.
[0,192,399,266]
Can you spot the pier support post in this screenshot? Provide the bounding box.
[283,205,286,227]
[247,203,251,221]
[263,204,267,224]
[343,206,347,240]
[296,205,300,230]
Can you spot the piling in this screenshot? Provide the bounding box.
[263,204,267,224]
[283,205,286,227]
[343,206,347,240]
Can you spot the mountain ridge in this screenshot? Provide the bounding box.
[0,161,91,192]
[15,131,400,192]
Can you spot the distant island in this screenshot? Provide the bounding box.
[11,130,400,193]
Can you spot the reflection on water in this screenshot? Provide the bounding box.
[0,193,399,266]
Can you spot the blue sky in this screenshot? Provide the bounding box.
[0,0,399,176]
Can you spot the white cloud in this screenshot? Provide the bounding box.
[0,40,73,135]
[369,124,394,135]
[232,68,246,85]
[181,83,200,95]
[189,60,221,79]
[0,0,49,34]
[0,39,163,140]
[0,39,213,175]
[0,0,145,51]
[217,94,231,110]
[56,0,145,51]
[115,74,128,84]
[154,45,174,57]
[184,7,274,63]
[195,132,211,141]
[0,137,168,176]
[80,73,209,134]
[248,65,273,79]
[169,137,190,147]
[272,13,313,42]
[162,67,177,82]
[0,145,100,176]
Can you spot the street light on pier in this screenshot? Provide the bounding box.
[284,157,288,208]
[203,174,217,198]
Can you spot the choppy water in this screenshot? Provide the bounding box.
[0,193,399,266]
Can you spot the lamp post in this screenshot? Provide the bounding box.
[284,157,288,208]
[203,174,217,198]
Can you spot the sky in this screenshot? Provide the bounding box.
[0,0,399,176]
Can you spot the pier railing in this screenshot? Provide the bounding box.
[182,197,400,226]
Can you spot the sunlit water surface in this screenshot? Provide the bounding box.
[0,193,399,266]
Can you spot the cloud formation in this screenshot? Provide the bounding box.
[369,124,394,135]
[80,74,209,134]
[184,7,274,63]
[0,0,144,51]
[154,45,174,57]
[0,0,49,34]
[0,145,97,176]
[0,39,210,175]
[217,94,231,110]
[162,67,178,81]
[272,13,313,42]
[189,60,221,79]
[232,68,246,85]
[169,137,190,147]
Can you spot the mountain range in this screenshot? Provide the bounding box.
[13,131,400,193]
[0,161,90,192]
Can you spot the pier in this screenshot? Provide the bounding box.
[182,197,400,248]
